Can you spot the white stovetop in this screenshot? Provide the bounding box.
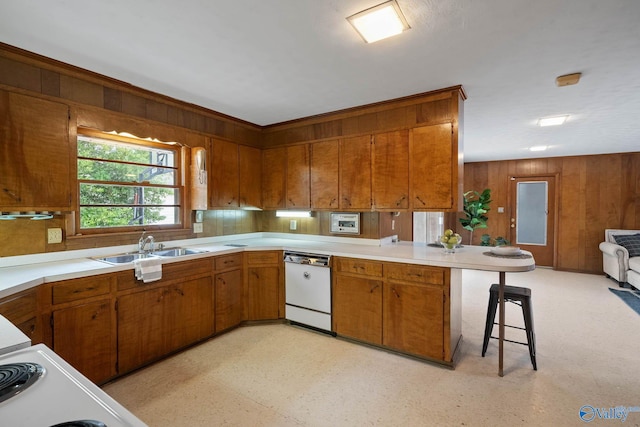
[0,232,535,299]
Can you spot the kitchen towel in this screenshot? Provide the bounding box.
[134,258,163,283]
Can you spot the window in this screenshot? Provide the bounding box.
[77,130,183,231]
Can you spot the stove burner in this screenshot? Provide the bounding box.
[0,362,45,403]
[50,421,107,427]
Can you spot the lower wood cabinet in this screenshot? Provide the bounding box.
[214,269,243,332]
[50,274,116,384]
[0,287,43,345]
[245,251,282,321]
[118,276,213,374]
[332,257,459,363]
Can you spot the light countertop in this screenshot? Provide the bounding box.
[0,233,535,299]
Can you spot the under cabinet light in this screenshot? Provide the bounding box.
[347,0,410,43]
[275,211,312,218]
[537,115,569,127]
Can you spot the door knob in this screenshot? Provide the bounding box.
[511,224,515,228]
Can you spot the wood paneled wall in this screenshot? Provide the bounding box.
[0,43,262,146]
[464,153,640,274]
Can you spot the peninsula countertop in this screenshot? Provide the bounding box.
[0,232,535,299]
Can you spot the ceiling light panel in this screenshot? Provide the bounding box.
[538,115,569,127]
[347,0,410,43]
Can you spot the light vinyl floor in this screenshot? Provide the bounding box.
[103,268,640,426]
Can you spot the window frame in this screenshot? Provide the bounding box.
[75,128,187,234]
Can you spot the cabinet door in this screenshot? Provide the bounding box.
[286,144,310,209]
[340,135,371,210]
[310,140,339,210]
[383,282,444,360]
[333,274,383,344]
[215,269,243,332]
[239,145,262,208]
[372,130,409,210]
[410,123,453,210]
[246,266,280,320]
[262,147,286,209]
[166,277,214,351]
[210,138,239,207]
[118,287,166,373]
[53,299,116,384]
[0,90,71,210]
[0,288,43,345]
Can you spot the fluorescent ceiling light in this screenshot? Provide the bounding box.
[347,0,410,43]
[538,115,569,127]
[529,145,548,152]
[275,210,311,218]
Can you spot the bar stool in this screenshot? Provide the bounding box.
[482,283,537,370]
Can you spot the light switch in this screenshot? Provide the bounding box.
[290,220,297,230]
[193,223,203,233]
[498,207,505,213]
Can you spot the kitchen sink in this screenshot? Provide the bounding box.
[153,247,207,257]
[96,253,160,264]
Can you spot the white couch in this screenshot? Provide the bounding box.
[599,229,640,289]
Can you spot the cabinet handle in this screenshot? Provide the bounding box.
[392,288,400,298]
[251,271,260,278]
[3,188,21,202]
[217,278,227,285]
[174,288,184,296]
[288,198,296,206]
[330,198,337,206]
[369,284,379,293]
[396,195,407,206]
[343,197,351,207]
[415,196,426,206]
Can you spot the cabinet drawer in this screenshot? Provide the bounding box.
[0,289,37,323]
[53,275,112,305]
[335,258,383,277]
[385,263,444,285]
[215,253,243,271]
[117,258,212,291]
[246,251,281,265]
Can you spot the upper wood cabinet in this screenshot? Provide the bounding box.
[372,130,409,210]
[238,145,262,208]
[285,144,310,209]
[210,139,262,209]
[210,138,239,208]
[410,123,455,210]
[262,145,310,209]
[262,147,286,209]
[0,90,71,210]
[310,140,339,210]
[340,135,371,210]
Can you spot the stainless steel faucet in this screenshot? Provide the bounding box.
[138,231,155,254]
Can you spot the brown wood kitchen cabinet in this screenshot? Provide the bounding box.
[210,138,240,207]
[239,145,262,208]
[340,135,372,210]
[410,123,455,210]
[244,251,282,321]
[332,258,383,344]
[214,253,244,332]
[285,144,311,209]
[0,287,46,345]
[117,259,214,374]
[372,130,409,210]
[0,90,72,211]
[262,144,310,210]
[262,147,287,209]
[50,274,117,384]
[310,139,339,210]
[332,257,460,364]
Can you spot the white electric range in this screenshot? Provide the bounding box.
[0,317,146,427]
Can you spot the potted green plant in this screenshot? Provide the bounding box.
[459,188,491,245]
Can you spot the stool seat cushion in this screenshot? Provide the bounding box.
[489,283,531,297]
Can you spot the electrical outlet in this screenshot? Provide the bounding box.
[47,228,63,244]
[193,223,203,233]
[290,220,297,230]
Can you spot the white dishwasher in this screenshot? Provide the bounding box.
[284,251,333,334]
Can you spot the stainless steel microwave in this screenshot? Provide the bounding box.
[330,213,360,234]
